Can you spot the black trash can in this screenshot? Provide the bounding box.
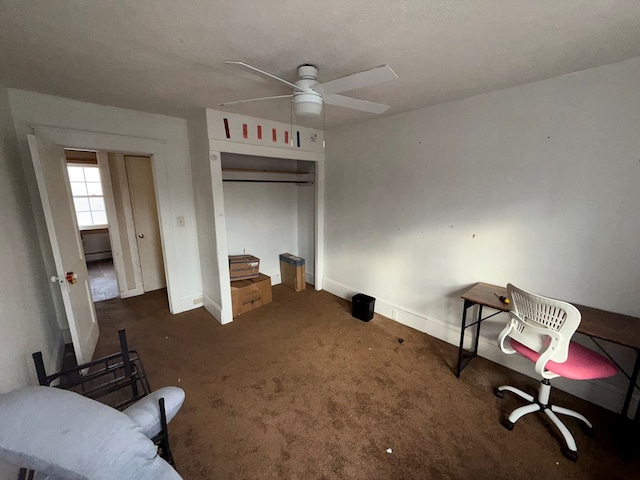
[352,293,375,322]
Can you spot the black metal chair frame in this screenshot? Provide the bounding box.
[26,329,174,475]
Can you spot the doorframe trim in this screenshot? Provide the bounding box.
[30,124,178,312]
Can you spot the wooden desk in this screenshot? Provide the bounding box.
[457,282,640,420]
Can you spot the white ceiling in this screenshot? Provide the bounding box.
[1,1,640,130]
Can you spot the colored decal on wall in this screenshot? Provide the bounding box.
[257,125,262,140]
[284,131,289,144]
[242,123,248,139]
[223,118,231,139]
[272,128,277,142]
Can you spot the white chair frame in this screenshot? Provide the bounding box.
[495,284,591,462]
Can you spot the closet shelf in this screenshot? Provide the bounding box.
[221,168,314,184]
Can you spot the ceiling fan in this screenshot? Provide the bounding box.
[220,61,398,117]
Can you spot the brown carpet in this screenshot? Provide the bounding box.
[94,285,639,479]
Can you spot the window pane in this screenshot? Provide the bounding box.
[73,197,90,212]
[83,167,101,182]
[71,182,88,196]
[89,197,105,211]
[67,166,85,182]
[76,212,93,227]
[92,211,108,225]
[86,182,103,196]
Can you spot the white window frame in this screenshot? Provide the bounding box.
[67,163,108,230]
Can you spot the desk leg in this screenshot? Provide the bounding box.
[615,348,640,460]
[456,300,475,378]
[622,349,640,420]
[455,301,502,378]
[473,305,483,357]
[456,301,470,378]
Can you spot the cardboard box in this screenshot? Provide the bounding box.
[279,253,306,292]
[231,273,272,316]
[229,254,260,281]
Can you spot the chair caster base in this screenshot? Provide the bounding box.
[501,417,515,431]
[579,422,593,437]
[562,448,578,462]
[494,387,504,399]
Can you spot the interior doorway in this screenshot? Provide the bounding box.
[64,149,166,304]
[64,149,120,302]
[86,259,119,301]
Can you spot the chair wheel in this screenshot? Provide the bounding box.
[494,387,504,399]
[501,418,514,431]
[563,448,578,462]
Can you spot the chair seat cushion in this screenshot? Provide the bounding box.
[123,386,185,438]
[0,386,182,479]
[509,339,618,380]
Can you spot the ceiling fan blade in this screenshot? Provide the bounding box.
[225,61,304,92]
[219,94,293,107]
[324,94,390,114]
[313,65,398,96]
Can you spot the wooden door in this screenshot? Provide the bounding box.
[125,155,166,292]
[28,134,99,365]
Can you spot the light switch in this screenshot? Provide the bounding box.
[177,216,185,227]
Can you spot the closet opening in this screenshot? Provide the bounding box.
[221,153,316,288]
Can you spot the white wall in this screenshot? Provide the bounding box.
[220,153,316,284]
[8,89,202,314]
[187,111,223,319]
[0,85,64,479]
[81,230,112,261]
[0,85,63,392]
[324,57,640,414]
[297,184,316,284]
[224,182,299,283]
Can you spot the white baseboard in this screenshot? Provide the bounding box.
[61,327,72,344]
[85,252,113,262]
[54,327,66,373]
[204,293,229,325]
[37,327,67,387]
[305,271,315,286]
[174,292,205,314]
[120,286,144,299]
[322,277,637,417]
[263,271,281,285]
[266,271,317,286]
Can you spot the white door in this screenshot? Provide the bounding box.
[28,134,99,366]
[125,155,166,292]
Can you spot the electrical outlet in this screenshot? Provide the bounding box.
[391,309,398,320]
[193,297,203,305]
[177,216,185,227]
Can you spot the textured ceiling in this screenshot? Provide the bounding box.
[1,1,640,129]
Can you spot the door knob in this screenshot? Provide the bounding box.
[138,233,144,238]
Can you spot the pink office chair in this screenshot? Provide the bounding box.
[495,284,618,461]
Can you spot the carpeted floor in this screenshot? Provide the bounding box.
[93,285,639,479]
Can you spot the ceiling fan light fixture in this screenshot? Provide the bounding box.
[293,92,323,117]
[222,61,395,117]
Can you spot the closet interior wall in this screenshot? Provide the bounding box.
[221,153,316,286]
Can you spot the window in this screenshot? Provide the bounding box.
[67,164,107,228]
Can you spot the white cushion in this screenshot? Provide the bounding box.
[0,386,182,480]
[123,387,185,438]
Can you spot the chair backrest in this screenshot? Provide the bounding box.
[504,283,581,364]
